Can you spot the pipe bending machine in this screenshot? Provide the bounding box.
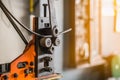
[0,0,69,79]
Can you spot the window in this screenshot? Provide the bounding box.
[115,0,120,32]
[63,0,91,68]
[102,0,114,16]
[75,0,90,65]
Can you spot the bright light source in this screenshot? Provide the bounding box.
[116,12,120,32]
[114,0,120,32]
[75,0,81,4]
[102,7,114,16]
[102,0,114,16]
[116,0,120,5]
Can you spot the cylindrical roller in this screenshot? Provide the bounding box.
[52,26,59,37]
[40,38,52,48]
[54,38,60,46]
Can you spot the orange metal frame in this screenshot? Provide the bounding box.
[0,41,36,80]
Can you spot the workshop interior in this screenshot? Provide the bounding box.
[0,0,120,80]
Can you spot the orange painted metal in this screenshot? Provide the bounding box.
[0,41,36,80]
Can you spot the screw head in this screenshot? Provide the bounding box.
[13,73,18,78]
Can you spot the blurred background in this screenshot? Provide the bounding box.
[1,0,120,80]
